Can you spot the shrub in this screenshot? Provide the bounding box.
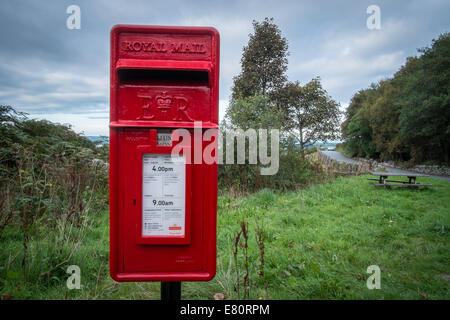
[0,105,108,280]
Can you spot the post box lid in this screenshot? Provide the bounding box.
[110,25,220,128]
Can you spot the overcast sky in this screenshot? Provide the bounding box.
[0,0,449,135]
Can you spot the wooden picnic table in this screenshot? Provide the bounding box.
[368,171,432,188]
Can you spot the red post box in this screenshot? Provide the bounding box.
[109,25,219,282]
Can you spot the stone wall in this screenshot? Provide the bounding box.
[315,151,450,177]
[391,164,450,177]
[316,151,372,175]
[352,157,449,177]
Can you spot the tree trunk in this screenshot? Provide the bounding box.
[299,126,304,158]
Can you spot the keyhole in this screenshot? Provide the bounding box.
[133,199,136,206]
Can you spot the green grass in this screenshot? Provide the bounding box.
[1,175,449,299]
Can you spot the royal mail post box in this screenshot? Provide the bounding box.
[109,25,219,282]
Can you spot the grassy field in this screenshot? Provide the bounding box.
[1,175,449,299]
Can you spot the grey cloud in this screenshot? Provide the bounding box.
[0,0,449,126]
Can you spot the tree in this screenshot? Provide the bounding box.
[341,85,376,138]
[341,32,450,164]
[346,108,378,158]
[341,86,379,158]
[225,95,285,130]
[231,17,289,103]
[281,77,341,156]
[397,32,450,163]
[369,79,405,161]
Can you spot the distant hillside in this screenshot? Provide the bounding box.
[85,136,109,145]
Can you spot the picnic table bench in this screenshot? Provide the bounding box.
[368,171,432,188]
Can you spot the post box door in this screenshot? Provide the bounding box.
[116,128,208,274]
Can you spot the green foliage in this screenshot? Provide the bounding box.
[95,136,110,162]
[225,18,336,192]
[0,105,108,278]
[280,78,342,155]
[346,108,378,158]
[219,140,322,193]
[188,175,450,299]
[369,79,404,160]
[225,95,285,130]
[231,17,289,104]
[221,95,325,192]
[342,33,450,164]
[397,33,450,163]
[0,106,101,180]
[2,176,448,299]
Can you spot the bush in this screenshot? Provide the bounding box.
[0,105,108,280]
[218,131,325,193]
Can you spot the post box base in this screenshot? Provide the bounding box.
[110,271,216,282]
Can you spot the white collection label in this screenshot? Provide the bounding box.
[157,132,172,146]
[142,154,186,237]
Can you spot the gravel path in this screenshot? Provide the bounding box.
[321,151,450,182]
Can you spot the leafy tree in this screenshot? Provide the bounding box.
[222,18,331,191]
[281,77,341,156]
[341,86,376,138]
[221,95,286,191]
[369,79,405,161]
[346,109,378,158]
[342,32,450,164]
[397,32,450,163]
[225,94,285,130]
[231,17,289,104]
